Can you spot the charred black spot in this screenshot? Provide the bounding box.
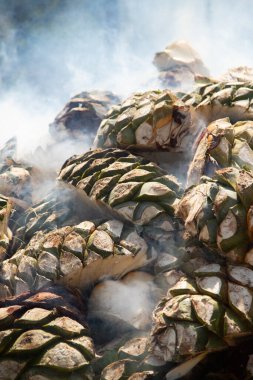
[170,137,177,147]
[172,109,186,124]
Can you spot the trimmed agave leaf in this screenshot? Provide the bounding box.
[9,329,58,354]
[58,148,182,242]
[177,169,253,264]
[150,258,253,366]
[188,118,253,187]
[15,308,54,327]
[0,219,154,298]
[101,359,139,380]
[0,287,95,379]
[187,118,233,186]
[37,342,90,371]
[118,337,148,361]
[49,90,120,143]
[0,359,27,380]
[11,182,104,252]
[96,336,157,380]
[182,81,253,126]
[94,90,195,152]
[128,371,155,380]
[232,139,253,171]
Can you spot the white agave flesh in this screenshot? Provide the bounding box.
[214,136,230,163]
[38,342,88,369]
[170,278,197,295]
[158,219,175,232]
[63,232,85,254]
[10,330,56,353]
[224,310,248,336]
[196,276,223,297]
[191,295,219,331]
[228,265,253,287]
[59,250,82,276]
[123,230,148,256]
[155,253,181,273]
[156,123,172,146]
[175,323,198,355]
[58,250,151,290]
[214,187,237,211]
[97,220,124,240]
[217,210,237,242]
[115,202,138,222]
[179,183,209,236]
[118,336,147,359]
[14,276,30,295]
[195,263,222,275]
[232,139,253,170]
[135,204,163,225]
[163,270,185,289]
[157,328,176,362]
[135,122,154,146]
[195,103,253,125]
[199,225,210,243]
[228,282,253,317]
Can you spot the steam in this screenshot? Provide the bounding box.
[88,271,161,331]
[1,0,253,341]
[1,0,253,163]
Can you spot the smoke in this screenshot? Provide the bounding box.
[1,0,253,355]
[0,0,253,163]
[88,271,161,331]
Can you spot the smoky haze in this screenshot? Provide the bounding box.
[0,0,252,158]
[1,0,253,357]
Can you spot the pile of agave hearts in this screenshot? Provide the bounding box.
[1,42,253,380]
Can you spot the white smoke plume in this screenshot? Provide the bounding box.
[1,0,253,162]
[88,271,161,330]
[1,0,253,344]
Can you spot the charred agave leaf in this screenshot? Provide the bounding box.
[188,118,253,186]
[11,183,104,252]
[150,259,253,366]
[0,286,94,379]
[95,334,161,380]
[220,66,253,83]
[0,219,153,299]
[94,90,195,152]
[92,331,148,374]
[182,81,253,124]
[49,90,120,143]
[177,167,253,264]
[58,148,183,242]
[0,195,13,262]
[101,359,143,380]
